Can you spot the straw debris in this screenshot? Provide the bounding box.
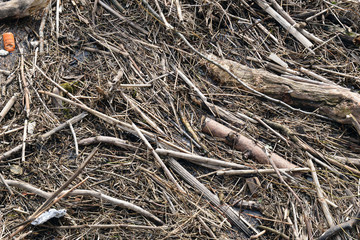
[1,0,360,239]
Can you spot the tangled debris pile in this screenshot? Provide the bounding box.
[1,0,360,239]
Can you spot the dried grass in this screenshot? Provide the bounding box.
[1,0,360,239]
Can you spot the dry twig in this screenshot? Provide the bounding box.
[3,178,164,226]
[132,122,186,194]
[9,147,99,238]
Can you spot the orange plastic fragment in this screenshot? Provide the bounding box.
[3,32,15,52]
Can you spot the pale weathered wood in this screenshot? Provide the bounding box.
[255,0,313,49]
[0,0,49,19]
[205,54,360,125]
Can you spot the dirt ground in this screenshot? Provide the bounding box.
[1,0,360,239]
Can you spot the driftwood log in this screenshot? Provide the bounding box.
[204,54,360,125]
[0,0,49,19]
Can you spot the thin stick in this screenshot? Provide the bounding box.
[170,118,202,149]
[119,83,152,88]
[92,0,99,24]
[173,66,207,103]
[0,126,24,137]
[78,136,137,150]
[39,91,191,154]
[268,0,323,43]
[250,230,266,239]
[132,123,186,194]
[174,0,183,21]
[264,148,301,202]
[20,48,30,118]
[29,79,54,117]
[0,93,19,123]
[319,212,360,240]
[254,0,313,50]
[48,224,166,230]
[13,231,32,240]
[3,179,164,225]
[314,65,360,81]
[197,216,217,239]
[29,177,88,227]
[217,167,310,176]
[56,0,60,38]
[0,173,13,195]
[31,47,38,76]
[39,90,148,131]
[174,66,215,116]
[266,119,360,176]
[2,74,16,96]
[306,8,331,22]
[9,147,98,238]
[21,119,28,162]
[108,69,123,92]
[99,1,148,35]
[11,177,88,237]
[347,113,360,136]
[121,92,165,134]
[153,0,173,30]
[35,65,84,105]
[258,225,290,240]
[88,33,129,57]
[307,158,335,228]
[299,67,334,85]
[166,156,255,236]
[0,144,22,162]
[179,109,208,151]
[0,69,11,75]
[109,0,125,12]
[68,122,79,156]
[253,116,289,145]
[155,149,247,169]
[40,112,88,140]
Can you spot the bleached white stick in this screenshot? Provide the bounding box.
[0,94,19,123]
[268,0,323,44]
[255,0,313,50]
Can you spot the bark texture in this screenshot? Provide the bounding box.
[204,54,360,125]
[202,117,298,169]
[0,0,49,19]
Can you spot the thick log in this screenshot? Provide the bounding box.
[0,0,49,19]
[204,54,360,125]
[202,117,298,169]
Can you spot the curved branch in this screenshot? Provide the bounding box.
[4,179,164,226]
[319,212,360,240]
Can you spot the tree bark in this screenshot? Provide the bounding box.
[0,0,49,19]
[204,54,360,125]
[202,117,298,169]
